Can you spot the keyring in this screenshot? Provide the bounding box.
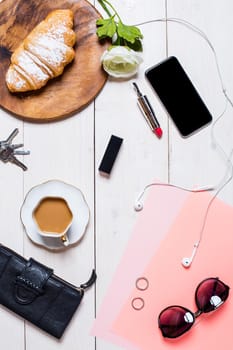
[131,297,145,310]
[136,277,149,291]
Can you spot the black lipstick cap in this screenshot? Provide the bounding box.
[98,135,123,176]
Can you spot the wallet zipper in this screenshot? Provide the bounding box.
[53,269,97,291]
[53,275,82,291]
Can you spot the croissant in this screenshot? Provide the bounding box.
[6,9,76,92]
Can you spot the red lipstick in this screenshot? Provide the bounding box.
[133,82,163,139]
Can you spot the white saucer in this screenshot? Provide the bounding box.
[20,180,90,250]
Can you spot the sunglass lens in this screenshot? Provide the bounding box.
[158,306,195,338]
[195,278,229,313]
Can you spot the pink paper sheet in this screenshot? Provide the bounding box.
[92,185,188,348]
[113,192,233,349]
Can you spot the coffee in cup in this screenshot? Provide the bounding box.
[33,196,73,246]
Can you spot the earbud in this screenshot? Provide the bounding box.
[134,182,214,213]
[134,201,143,211]
[181,242,199,268]
[182,257,192,268]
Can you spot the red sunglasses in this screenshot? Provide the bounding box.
[158,277,230,338]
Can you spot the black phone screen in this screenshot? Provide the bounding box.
[145,56,212,137]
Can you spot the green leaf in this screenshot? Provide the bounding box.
[125,38,143,52]
[117,21,143,44]
[96,17,117,39]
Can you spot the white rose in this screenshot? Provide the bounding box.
[101,46,143,78]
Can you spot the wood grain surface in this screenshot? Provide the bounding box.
[0,0,108,121]
[0,0,232,349]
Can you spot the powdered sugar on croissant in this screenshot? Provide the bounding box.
[6,9,76,92]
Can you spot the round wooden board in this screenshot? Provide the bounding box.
[0,0,108,122]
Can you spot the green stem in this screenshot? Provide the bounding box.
[97,0,112,17]
[98,0,122,21]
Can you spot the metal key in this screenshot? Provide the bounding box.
[10,143,24,150]
[0,129,30,171]
[0,146,27,171]
[0,128,19,150]
[5,128,19,144]
[13,150,30,156]
[8,154,28,171]
[0,147,14,162]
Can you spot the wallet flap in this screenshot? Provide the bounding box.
[15,258,53,304]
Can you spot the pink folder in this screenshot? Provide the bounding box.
[92,185,188,348]
[112,192,233,349]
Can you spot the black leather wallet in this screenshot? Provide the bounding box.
[0,244,96,338]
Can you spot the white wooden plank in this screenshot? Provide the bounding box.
[95,0,167,349]
[23,107,95,348]
[0,110,25,348]
[167,0,233,206]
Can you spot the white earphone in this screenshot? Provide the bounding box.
[133,181,221,269]
[134,184,214,213]
[181,242,199,268]
[134,200,143,211]
[132,17,233,270]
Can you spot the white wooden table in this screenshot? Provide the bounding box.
[0,0,233,349]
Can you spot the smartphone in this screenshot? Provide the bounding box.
[145,56,212,137]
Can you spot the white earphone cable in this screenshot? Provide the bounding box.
[134,17,233,265]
